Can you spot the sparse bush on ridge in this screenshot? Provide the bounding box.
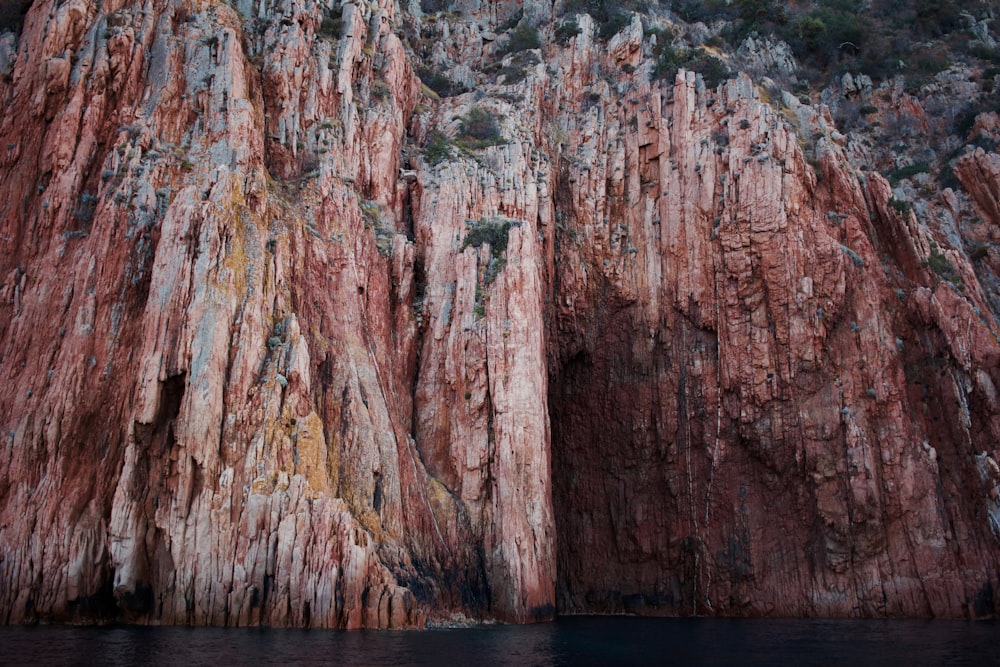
[502,22,541,55]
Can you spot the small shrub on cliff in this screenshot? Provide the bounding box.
[889,162,929,185]
[649,28,684,79]
[888,197,912,215]
[690,52,731,88]
[497,64,528,84]
[361,200,395,256]
[424,131,453,166]
[494,49,539,85]
[75,192,98,227]
[370,79,392,104]
[463,217,516,287]
[416,65,468,98]
[502,22,541,55]
[456,106,504,149]
[925,241,962,288]
[597,10,632,41]
[461,217,513,257]
[840,244,865,267]
[970,244,989,262]
[318,5,343,41]
[555,19,581,45]
[484,255,506,285]
[939,161,961,192]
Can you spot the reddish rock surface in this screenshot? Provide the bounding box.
[1,2,999,627]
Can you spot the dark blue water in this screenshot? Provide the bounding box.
[0,616,994,666]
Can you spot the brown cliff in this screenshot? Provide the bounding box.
[1,1,999,626]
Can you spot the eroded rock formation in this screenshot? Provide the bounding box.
[1,0,999,626]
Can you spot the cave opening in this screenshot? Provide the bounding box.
[547,311,724,617]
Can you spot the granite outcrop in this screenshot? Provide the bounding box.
[1,1,998,626]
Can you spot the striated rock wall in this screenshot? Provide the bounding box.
[546,68,1000,619]
[1,2,999,626]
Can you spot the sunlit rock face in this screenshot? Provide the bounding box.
[1,1,998,626]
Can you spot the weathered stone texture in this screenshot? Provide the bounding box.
[1,2,998,626]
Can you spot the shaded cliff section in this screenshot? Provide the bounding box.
[0,0,998,626]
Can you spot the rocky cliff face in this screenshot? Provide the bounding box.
[1,0,999,627]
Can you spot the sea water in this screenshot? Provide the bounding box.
[0,616,995,666]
